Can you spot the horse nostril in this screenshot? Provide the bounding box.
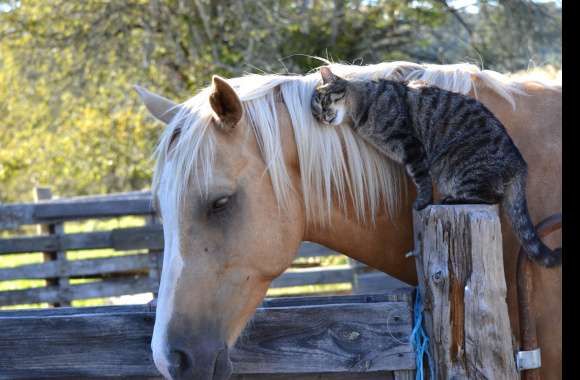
[213,347,233,380]
[167,349,192,378]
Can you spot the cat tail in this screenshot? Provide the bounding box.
[502,171,562,267]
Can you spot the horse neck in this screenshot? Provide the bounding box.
[275,100,418,284]
[302,201,418,285]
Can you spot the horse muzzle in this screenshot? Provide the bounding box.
[154,338,233,380]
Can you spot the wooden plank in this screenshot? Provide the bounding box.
[0,195,154,229]
[0,298,415,378]
[0,226,163,254]
[393,370,415,380]
[234,302,415,373]
[412,205,517,379]
[236,373,393,380]
[0,276,156,306]
[270,266,353,288]
[111,225,163,250]
[232,372,394,380]
[46,191,151,203]
[263,288,414,307]
[0,253,155,280]
[0,234,63,254]
[352,272,413,294]
[84,373,394,380]
[0,304,153,317]
[0,289,415,317]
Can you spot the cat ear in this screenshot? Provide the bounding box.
[209,75,243,128]
[320,66,338,84]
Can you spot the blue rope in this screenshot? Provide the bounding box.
[410,287,435,380]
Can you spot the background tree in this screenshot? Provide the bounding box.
[0,0,561,202]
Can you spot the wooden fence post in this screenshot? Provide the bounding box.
[412,205,517,380]
[34,187,70,307]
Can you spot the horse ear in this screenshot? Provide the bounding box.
[134,85,180,124]
[209,75,243,128]
[320,66,338,84]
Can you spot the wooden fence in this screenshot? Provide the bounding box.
[0,204,522,379]
[0,290,416,379]
[0,189,407,307]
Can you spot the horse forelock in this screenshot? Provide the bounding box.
[152,61,546,226]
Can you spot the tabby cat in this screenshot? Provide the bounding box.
[311,66,561,267]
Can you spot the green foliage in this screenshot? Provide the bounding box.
[0,0,561,202]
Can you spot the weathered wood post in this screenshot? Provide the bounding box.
[412,205,517,379]
[34,187,70,307]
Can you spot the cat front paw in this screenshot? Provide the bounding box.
[413,198,432,211]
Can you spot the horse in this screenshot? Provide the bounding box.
[136,61,561,380]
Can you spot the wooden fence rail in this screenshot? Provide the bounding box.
[0,290,416,379]
[0,192,154,229]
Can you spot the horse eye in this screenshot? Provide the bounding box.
[211,196,230,212]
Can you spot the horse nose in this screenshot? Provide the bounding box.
[164,345,233,380]
[167,349,193,379]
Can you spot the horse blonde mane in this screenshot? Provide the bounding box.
[152,61,543,225]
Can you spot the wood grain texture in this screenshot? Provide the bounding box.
[0,289,414,317]
[232,372,395,380]
[80,372,395,380]
[0,195,154,229]
[412,205,517,380]
[233,302,415,373]
[0,296,415,378]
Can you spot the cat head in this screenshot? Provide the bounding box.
[311,67,349,126]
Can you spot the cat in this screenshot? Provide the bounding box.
[311,66,561,268]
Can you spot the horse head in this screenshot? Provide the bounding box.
[137,77,305,380]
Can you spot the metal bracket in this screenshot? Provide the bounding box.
[516,348,541,371]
